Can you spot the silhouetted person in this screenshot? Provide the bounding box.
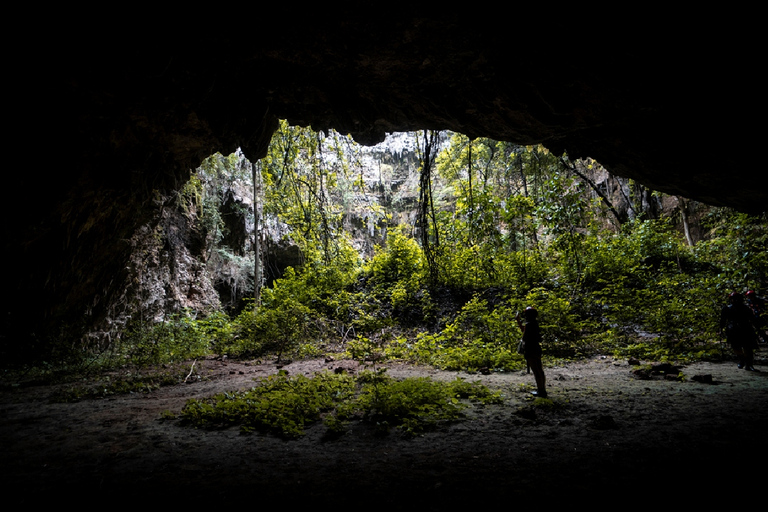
[720,292,760,371]
[516,306,547,397]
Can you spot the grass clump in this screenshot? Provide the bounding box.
[49,362,199,403]
[180,370,356,438]
[178,369,502,439]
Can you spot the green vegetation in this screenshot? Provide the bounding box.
[49,362,198,403]
[199,136,763,370]
[6,125,765,438]
[74,130,764,375]
[179,368,502,438]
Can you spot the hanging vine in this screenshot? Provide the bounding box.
[416,130,442,284]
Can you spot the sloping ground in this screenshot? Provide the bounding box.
[2,353,766,508]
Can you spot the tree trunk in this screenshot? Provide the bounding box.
[417,130,441,284]
[677,196,695,247]
[252,161,264,308]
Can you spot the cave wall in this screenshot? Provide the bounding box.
[110,200,221,331]
[3,10,763,350]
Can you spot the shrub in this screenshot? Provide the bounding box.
[365,229,425,285]
[180,370,356,438]
[119,311,213,367]
[179,370,502,438]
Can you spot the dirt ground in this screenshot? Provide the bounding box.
[2,351,767,508]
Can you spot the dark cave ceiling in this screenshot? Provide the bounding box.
[15,13,765,209]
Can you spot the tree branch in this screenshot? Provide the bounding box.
[560,157,624,227]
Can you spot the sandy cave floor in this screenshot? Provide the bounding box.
[2,351,767,508]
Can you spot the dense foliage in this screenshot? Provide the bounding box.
[6,124,763,444]
[198,130,764,371]
[13,126,766,384]
[178,368,502,438]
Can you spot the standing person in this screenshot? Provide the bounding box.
[719,292,760,371]
[516,306,547,397]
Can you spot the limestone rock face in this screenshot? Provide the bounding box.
[3,11,762,345]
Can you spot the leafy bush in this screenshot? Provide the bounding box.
[180,370,356,438]
[222,292,320,358]
[351,373,468,436]
[179,369,502,438]
[118,311,215,367]
[385,296,524,372]
[365,228,425,285]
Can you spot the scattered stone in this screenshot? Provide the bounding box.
[692,374,714,384]
[633,362,684,381]
[628,357,641,366]
[632,368,652,380]
[651,362,681,375]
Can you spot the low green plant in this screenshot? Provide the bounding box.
[530,397,556,408]
[118,311,214,367]
[180,370,357,438]
[382,296,526,372]
[344,335,383,363]
[353,374,465,435]
[333,371,504,436]
[49,364,194,402]
[220,287,321,359]
[445,377,505,405]
[178,369,502,438]
[159,410,177,420]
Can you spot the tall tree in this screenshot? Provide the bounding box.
[416,130,442,284]
[252,160,264,307]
